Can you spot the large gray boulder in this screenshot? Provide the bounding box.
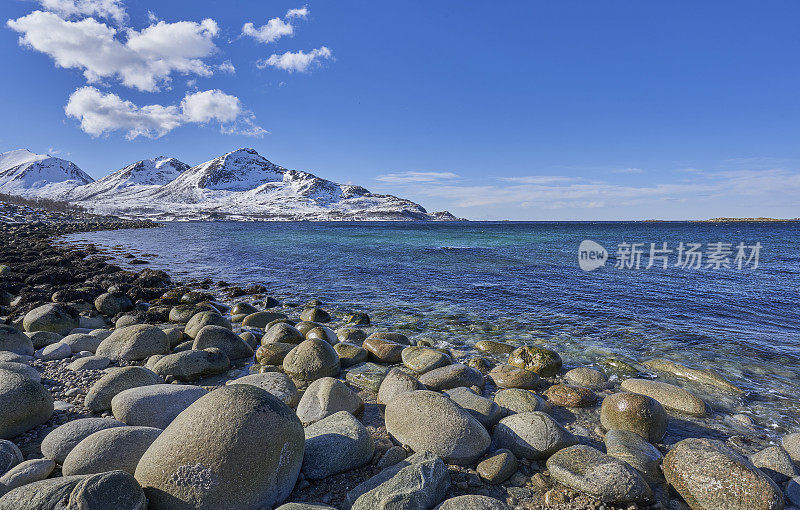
[377,367,424,405]
[344,451,450,510]
[384,390,490,465]
[22,303,79,336]
[94,292,133,316]
[95,325,170,361]
[0,458,55,492]
[61,333,103,353]
[262,323,304,345]
[0,326,34,356]
[295,377,363,424]
[663,438,784,510]
[0,471,146,510]
[151,348,230,381]
[25,331,62,350]
[283,338,341,382]
[40,417,125,464]
[418,364,484,391]
[184,311,231,339]
[62,426,162,476]
[600,392,667,442]
[493,411,577,460]
[135,384,305,509]
[444,386,502,428]
[84,366,162,412]
[227,372,299,407]
[193,325,253,360]
[303,411,374,480]
[546,444,652,503]
[0,370,53,439]
[111,384,207,429]
[242,311,288,329]
[604,429,664,483]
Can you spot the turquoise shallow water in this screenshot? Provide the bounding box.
[63,221,800,433]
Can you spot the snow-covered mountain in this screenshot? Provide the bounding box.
[0,149,93,198]
[0,148,460,221]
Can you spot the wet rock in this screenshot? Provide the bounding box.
[493,411,577,460]
[333,342,368,368]
[475,340,515,355]
[419,363,484,391]
[643,358,743,394]
[663,438,784,510]
[363,337,404,363]
[262,323,304,345]
[508,345,562,377]
[402,346,450,374]
[0,370,53,439]
[303,411,374,480]
[444,386,502,428]
[365,332,410,345]
[546,444,652,503]
[112,384,207,429]
[0,326,34,356]
[85,366,163,412]
[231,302,258,316]
[344,451,449,510]
[620,378,707,416]
[346,362,390,392]
[543,384,597,408]
[493,388,548,416]
[95,324,170,361]
[134,385,305,510]
[749,445,797,483]
[385,390,490,465]
[242,311,289,329]
[306,326,338,345]
[94,292,133,316]
[476,448,517,484]
[256,342,295,365]
[344,312,370,326]
[296,377,364,423]
[22,303,79,336]
[152,348,230,381]
[336,327,367,345]
[488,364,539,390]
[193,325,253,360]
[564,367,608,389]
[301,307,331,323]
[604,429,664,483]
[600,392,668,442]
[41,417,125,464]
[283,339,341,382]
[377,367,425,405]
[62,426,162,476]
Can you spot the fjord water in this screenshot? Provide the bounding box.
[64,221,800,433]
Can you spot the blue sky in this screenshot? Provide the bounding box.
[2,0,800,220]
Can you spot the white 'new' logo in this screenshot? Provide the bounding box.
[578,240,608,271]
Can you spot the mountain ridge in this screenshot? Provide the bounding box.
[0,148,462,221]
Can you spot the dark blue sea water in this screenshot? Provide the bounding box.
[63,221,800,432]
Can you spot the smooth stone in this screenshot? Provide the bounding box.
[256,342,295,365]
[283,339,341,382]
[22,303,79,336]
[749,446,797,483]
[239,331,257,349]
[296,377,364,424]
[0,326,34,356]
[62,426,162,476]
[377,446,408,469]
[476,448,517,484]
[88,328,113,339]
[475,340,515,355]
[488,364,540,389]
[344,312,370,326]
[152,349,230,381]
[231,302,258,316]
[0,441,22,478]
[385,390,491,465]
[184,311,231,339]
[493,411,577,460]
[295,321,320,336]
[620,378,707,416]
[277,504,337,510]
[116,315,142,328]
[419,363,484,390]
[94,292,133,316]
[68,470,147,509]
[193,325,253,360]
[604,429,664,482]
[111,384,207,429]
[543,384,597,407]
[444,386,502,428]
[436,495,511,510]
[344,451,449,510]
[84,366,163,412]
[134,385,305,510]
[35,342,72,360]
[262,323,304,345]
[546,444,652,503]
[227,372,299,407]
[377,367,424,405]
[41,417,125,464]
[25,330,62,349]
[95,325,170,361]
[365,332,410,345]
[494,388,548,415]
[782,433,800,465]
[508,345,562,377]
[306,326,338,345]
[242,311,288,329]
[0,458,55,492]
[363,337,404,363]
[0,362,38,382]
[336,328,367,345]
[787,477,800,507]
[53,401,75,411]
[0,371,53,439]
[402,346,450,374]
[643,358,743,394]
[169,304,214,323]
[302,411,375,480]
[0,475,84,509]
[333,342,368,368]
[67,355,110,371]
[663,438,784,510]
[600,392,667,442]
[346,362,390,392]
[301,307,331,323]
[0,352,30,363]
[564,367,608,389]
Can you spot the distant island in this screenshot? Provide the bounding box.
[643,218,800,223]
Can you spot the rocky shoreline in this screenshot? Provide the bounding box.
[0,200,797,509]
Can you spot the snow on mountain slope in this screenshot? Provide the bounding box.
[69,157,189,200]
[0,149,93,198]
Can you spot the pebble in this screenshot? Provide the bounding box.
[477,449,518,484]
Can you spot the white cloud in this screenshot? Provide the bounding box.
[376,171,459,183]
[217,60,235,74]
[38,0,126,24]
[500,176,581,184]
[64,86,266,139]
[286,7,309,19]
[257,46,332,73]
[147,10,159,23]
[7,11,221,92]
[612,167,644,174]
